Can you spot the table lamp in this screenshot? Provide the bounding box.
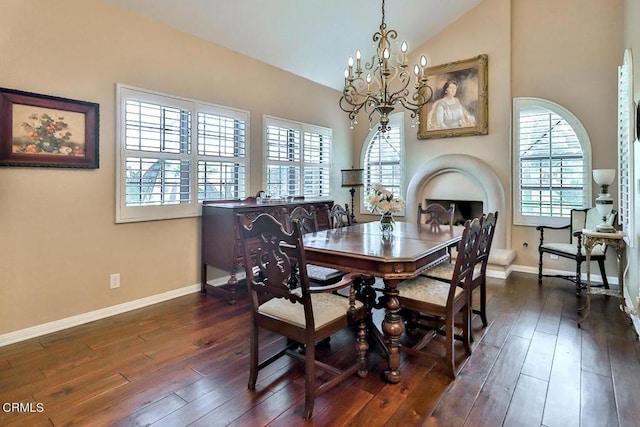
[341,168,364,224]
[592,169,616,232]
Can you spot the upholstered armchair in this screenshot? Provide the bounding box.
[537,207,616,296]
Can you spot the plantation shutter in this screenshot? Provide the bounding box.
[196,111,247,201]
[264,116,332,198]
[123,99,192,207]
[117,85,249,222]
[617,49,635,246]
[364,126,402,197]
[518,105,584,218]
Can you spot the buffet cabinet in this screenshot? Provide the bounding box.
[201,199,333,303]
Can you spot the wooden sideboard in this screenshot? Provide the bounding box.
[201,198,334,303]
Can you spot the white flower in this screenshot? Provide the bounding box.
[365,182,405,214]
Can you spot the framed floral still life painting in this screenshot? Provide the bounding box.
[0,88,99,168]
[417,54,488,140]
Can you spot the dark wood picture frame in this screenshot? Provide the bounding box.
[0,87,99,168]
[417,54,488,140]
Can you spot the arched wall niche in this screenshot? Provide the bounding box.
[406,154,509,249]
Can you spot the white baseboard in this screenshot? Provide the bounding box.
[0,284,201,348]
[511,264,619,286]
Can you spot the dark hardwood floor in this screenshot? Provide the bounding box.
[1,272,640,426]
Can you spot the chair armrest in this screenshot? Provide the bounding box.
[535,224,571,231]
[536,223,571,248]
[572,230,583,250]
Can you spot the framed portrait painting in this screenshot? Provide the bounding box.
[0,88,99,168]
[417,54,488,140]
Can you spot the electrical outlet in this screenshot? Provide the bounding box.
[110,273,120,289]
[549,254,559,260]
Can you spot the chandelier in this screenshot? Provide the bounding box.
[339,0,433,133]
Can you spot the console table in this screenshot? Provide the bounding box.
[578,229,627,327]
[201,198,333,303]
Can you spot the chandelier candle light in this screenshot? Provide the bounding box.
[593,169,616,233]
[339,0,433,133]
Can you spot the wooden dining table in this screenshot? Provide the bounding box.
[302,220,463,383]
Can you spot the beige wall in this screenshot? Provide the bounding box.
[511,0,623,272]
[0,0,353,335]
[1,0,633,339]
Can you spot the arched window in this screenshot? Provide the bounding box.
[361,113,404,215]
[513,97,592,226]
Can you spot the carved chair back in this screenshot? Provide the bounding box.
[330,203,351,228]
[284,206,319,234]
[417,202,455,233]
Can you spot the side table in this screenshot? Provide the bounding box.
[578,229,627,327]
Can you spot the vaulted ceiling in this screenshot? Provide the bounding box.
[100,0,483,90]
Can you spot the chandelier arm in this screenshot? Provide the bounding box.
[340,0,433,133]
[385,72,412,103]
[397,90,433,112]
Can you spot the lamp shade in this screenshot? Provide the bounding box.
[593,169,616,186]
[341,168,364,187]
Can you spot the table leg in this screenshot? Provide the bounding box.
[617,244,630,323]
[381,278,404,384]
[578,247,592,327]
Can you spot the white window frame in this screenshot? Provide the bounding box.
[116,84,250,223]
[512,97,592,227]
[618,48,635,247]
[263,115,332,198]
[359,112,405,217]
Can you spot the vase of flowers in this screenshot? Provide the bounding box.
[365,183,405,238]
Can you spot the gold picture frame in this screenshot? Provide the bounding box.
[417,54,488,140]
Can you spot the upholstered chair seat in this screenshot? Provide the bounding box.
[424,261,482,282]
[305,265,345,284]
[260,290,364,329]
[398,276,463,307]
[540,242,606,257]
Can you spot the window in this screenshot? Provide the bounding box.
[263,116,331,198]
[117,85,249,222]
[361,113,404,215]
[513,97,591,226]
[618,49,635,247]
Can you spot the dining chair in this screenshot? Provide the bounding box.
[284,206,345,285]
[330,203,351,228]
[417,202,455,233]
[536,208,616,296]
[422,212,499,330]
[396,217,482,377]
[237,213,368,420]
